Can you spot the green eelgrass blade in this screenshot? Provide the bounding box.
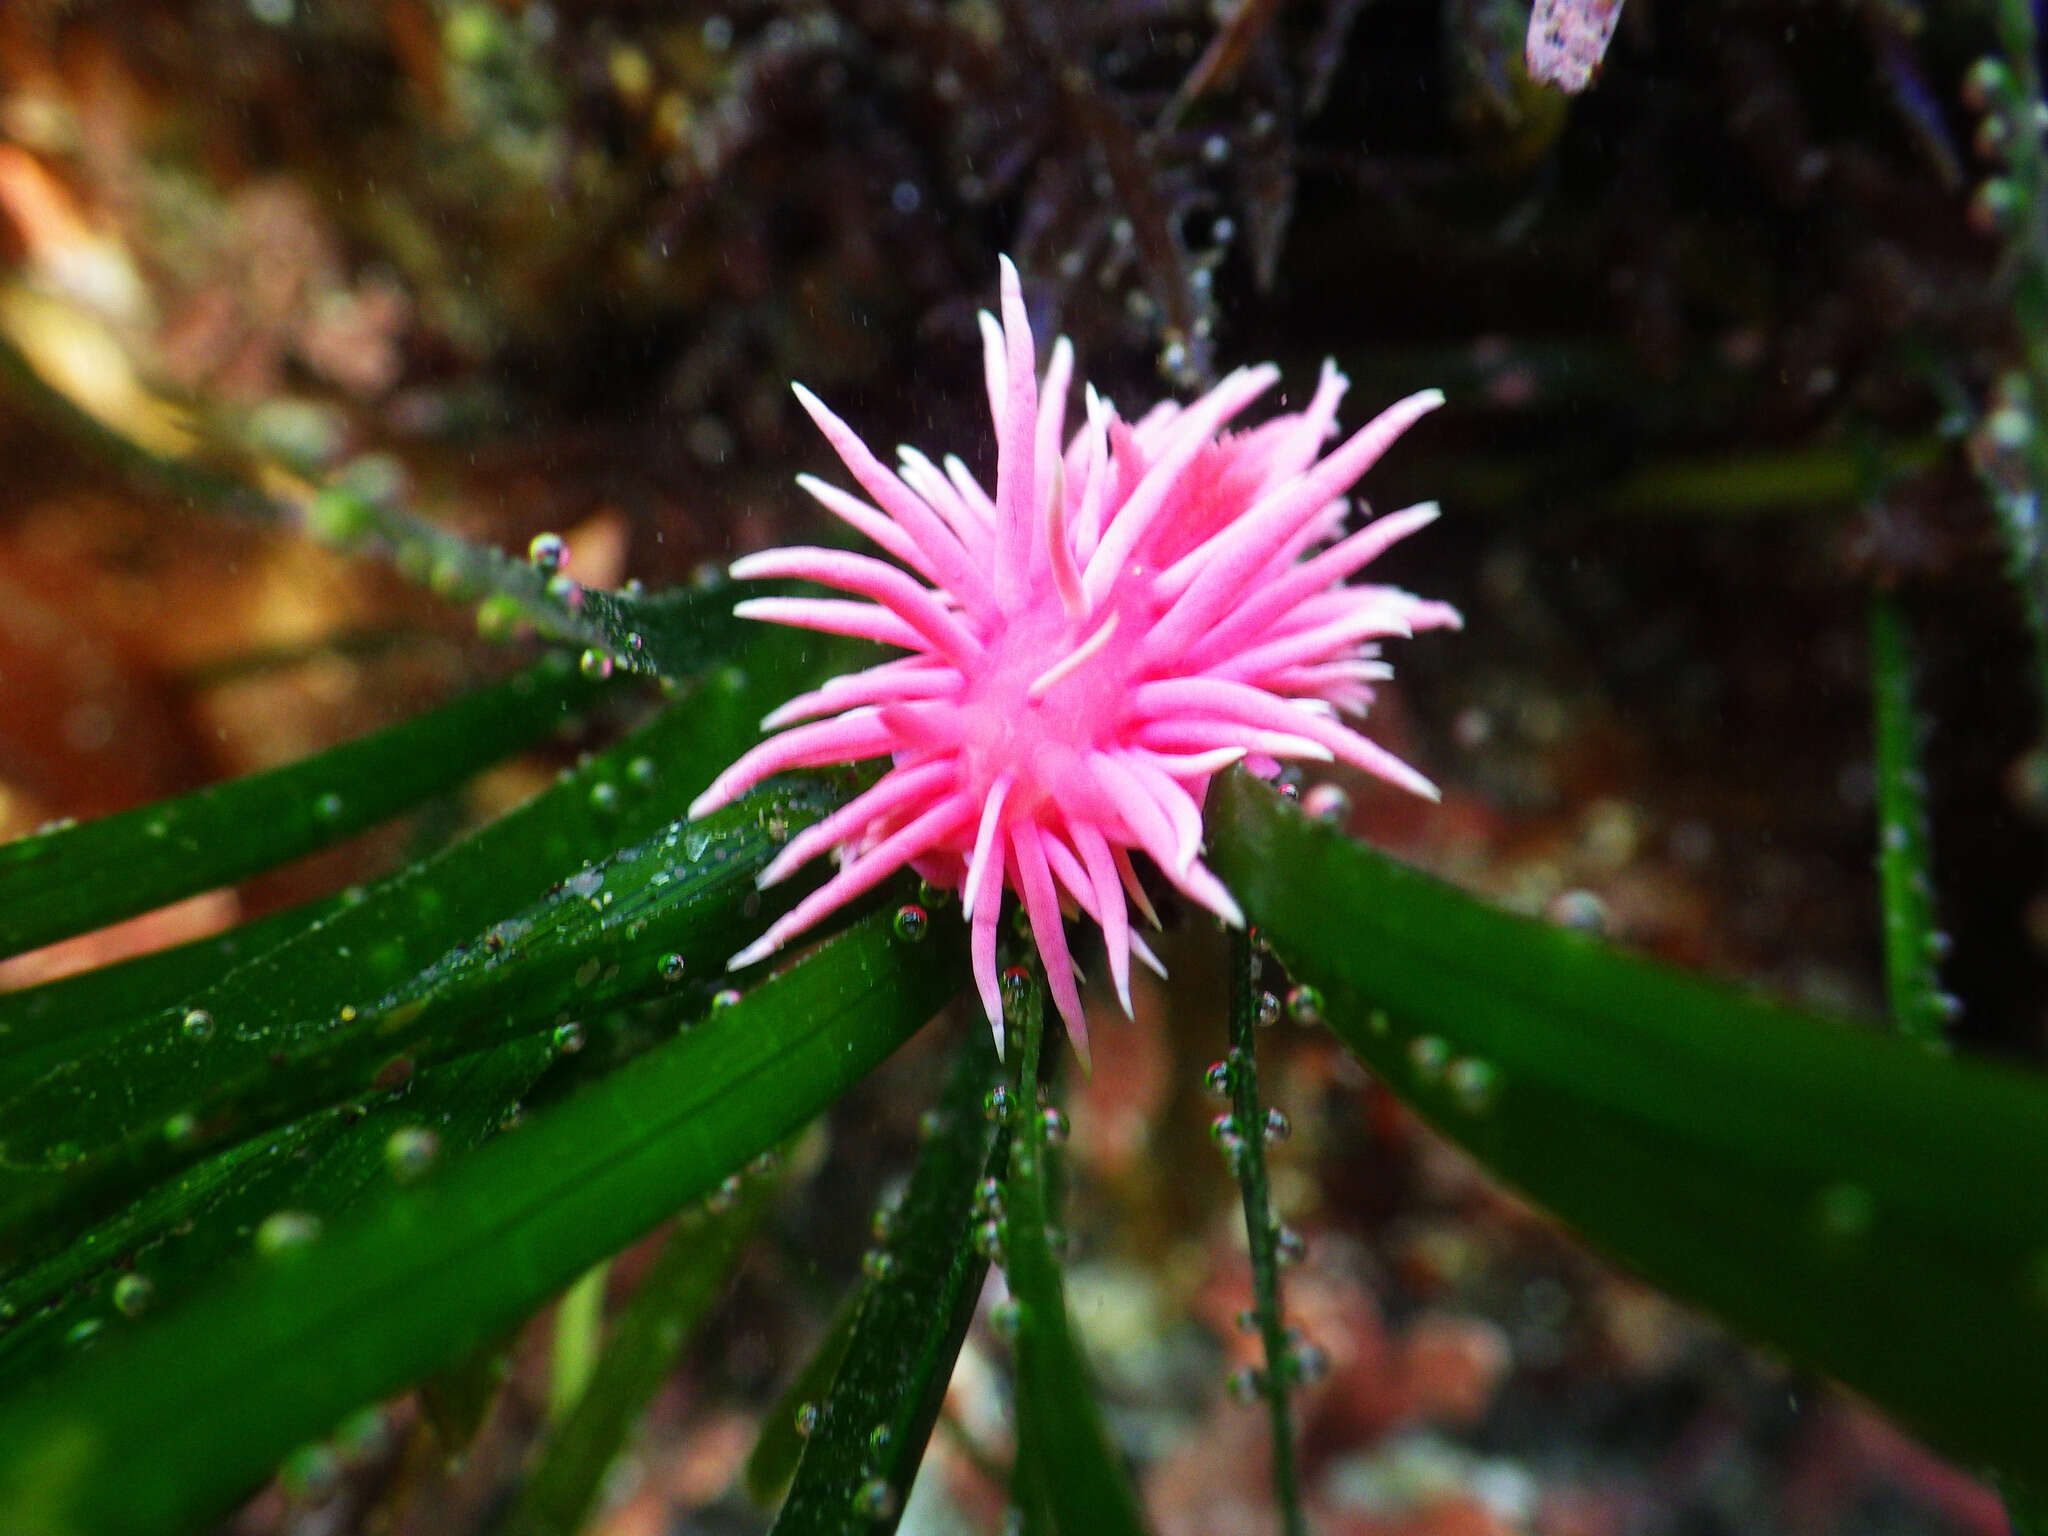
[769,1023,1007,1534]
[746,1289,861,1507]
[1001,974,1151,1536]
[0,777,841,1269]
[0,911,964,1536]
[504,1169,777,1536]
[0,633,820,1266]
[0,1032,557,1388]
[0,900,340,1092]
[1207,771,2048,1487]
[306,483,761,686]
[0,652,610,961]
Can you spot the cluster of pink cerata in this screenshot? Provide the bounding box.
[690,258,1458,1063]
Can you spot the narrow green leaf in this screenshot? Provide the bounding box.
[307,486,762,686]
[0,636,817,1265]
[0,653,607,961]
[746,1288,861,1507]
[0,1034,556,1388]
[1868,594,1953,1049]
[505,1170,776,1536]
[771,1024,1007,1535]
[0,900,339,1092]
[0,912,965,1536]
[0,777,842,1267]
[1207,771,2048,1486]
[1002,976,1151,1536]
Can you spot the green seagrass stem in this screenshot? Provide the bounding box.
[1868,595,1952,1052]
[1228,928,1310,1536]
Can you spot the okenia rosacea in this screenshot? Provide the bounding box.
[689,258,1459,1061]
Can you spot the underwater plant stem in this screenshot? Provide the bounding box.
[1868,595,1953,1051]
[1229,928,1311,1536]
[1004,968,1150,1536]
[1989,0,2048,720]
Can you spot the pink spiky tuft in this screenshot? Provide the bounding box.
[693,257,1459,1063]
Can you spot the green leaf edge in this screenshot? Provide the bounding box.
[0,911,965,1536]
[1207,770,2048,1488]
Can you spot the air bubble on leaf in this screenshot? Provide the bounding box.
[111,1273,155,1318]
[281,1443,341,1503]
[164,1113,200,1149]
[180,1008,215,1043]
[1290,1341,1331,1386]
[861,1248,898,1281]
[1549,889,1609,933]
[476,595,521,641]
[852,1478,901,1521]
[1262,1108,1292,1144]
[972,1177,1005,1219]
[892,903,929,942]
[1272,1224,1307,1267]
[1255,991,1283,1028]
[313,791,345,822]
[1302,783,1352,823]
[1408,1035,1450,1082]
[589,781,620,813]
[1040,1106,1069,1145]
[1210,1114,1246,1157]
[528,531,570,573]
[708,1173,744,1214]
[627,755,658,786]
[1447,1057,1497,1113]
[867,1424,893,1458]
[983,1084,1014,1123]
[795,1401,821,1438]
[1000,966,1032,1019]
[257,1210,323,1257]
[973,1219,1007,1265]
[385,1126,440,1182]
[1204,1060,1233,1096]
[660,952,687,983]
[579,648,615,680]
[1225,1365,1264,1404]
[711,987,742,1011]
[1285,985,1324,1027]
[66,1316,104,1349]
